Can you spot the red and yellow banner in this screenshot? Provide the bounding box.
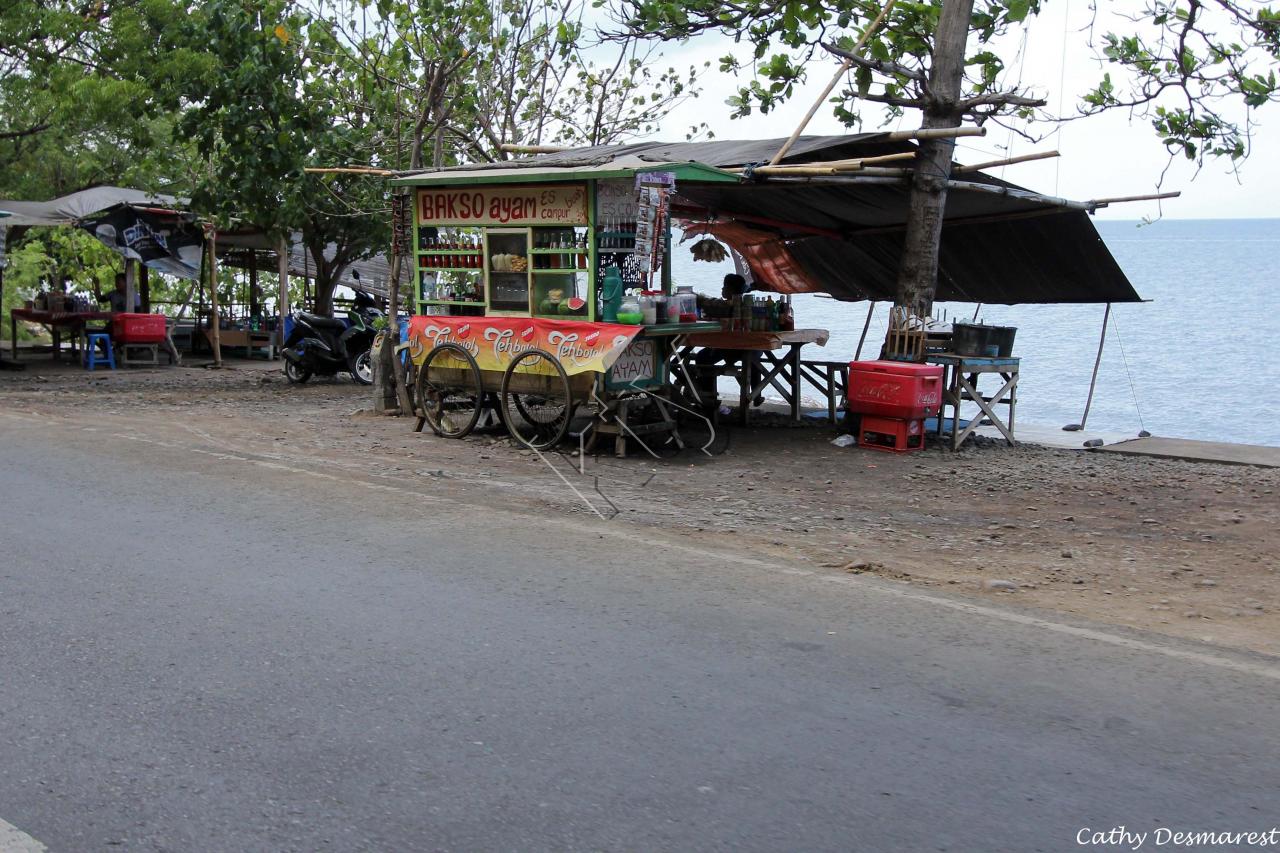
[407,315,642,376]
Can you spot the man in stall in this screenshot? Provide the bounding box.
[692,273,764,410]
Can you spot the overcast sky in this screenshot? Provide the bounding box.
[648,2,1279,221]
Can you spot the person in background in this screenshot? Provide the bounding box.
[693,273,762,409]
[94,272,141,314]
[84,273,136,357]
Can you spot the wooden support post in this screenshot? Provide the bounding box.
[249,262,260,319]
[1064,303,1110,431]
[124,258,137,314]
[854,301,876,361]
[278,237,290,353]
[205,227,222,367]
[139,264,150,313]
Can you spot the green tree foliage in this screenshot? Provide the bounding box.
[608,0,1280,168]
[606,0,1279,307]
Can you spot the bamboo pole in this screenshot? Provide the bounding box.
[769,0,898,166]
[1064,303,1110,431]
[499,144,568,155]
[734,156,917,177]
[945,179,1095,211]
[277,236,289,356]
[953,149,1060,173]
[1087,191,1181,206]
[124,258,137,314]
[854,301,876,361]
[885,126,986,141]
[303,166,397,176]
[205,227,222,368]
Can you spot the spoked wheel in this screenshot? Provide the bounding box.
[349,348,374,385]
[283,358,311,384]
[416,343,483,438]
[500,348,575,450]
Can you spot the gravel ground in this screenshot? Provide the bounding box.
[4,356,1277,657]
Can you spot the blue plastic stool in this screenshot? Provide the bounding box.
[83,333,116,370]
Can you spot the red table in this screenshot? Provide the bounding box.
[9,308,114,360]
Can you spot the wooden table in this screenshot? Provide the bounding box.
[203,328,277,359]
[927,354,1020,450]
[676,328,830,424]
[9,308,113,361]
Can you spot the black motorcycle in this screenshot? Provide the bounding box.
[281,296,380,385]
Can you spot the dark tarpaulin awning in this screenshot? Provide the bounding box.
[673,176,1140,304]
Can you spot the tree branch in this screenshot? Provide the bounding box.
[822,42,926,82]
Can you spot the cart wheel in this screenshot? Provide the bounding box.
[416,343,483,438]
[500,348,574,450]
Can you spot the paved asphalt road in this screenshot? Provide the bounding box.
[1,411,1278,852]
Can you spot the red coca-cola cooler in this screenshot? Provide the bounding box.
[112,313,168,343]
[846,360,943,419]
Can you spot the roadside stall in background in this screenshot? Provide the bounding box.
[0,186,405,371]
[393,134,1141,453]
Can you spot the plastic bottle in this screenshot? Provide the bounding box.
[602,266,623,323]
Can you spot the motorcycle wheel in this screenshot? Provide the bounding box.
[349,348,374,385]
[284,359,312,384]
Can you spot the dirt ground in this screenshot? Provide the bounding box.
[3,356,1278,658]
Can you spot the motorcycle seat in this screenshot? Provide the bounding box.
[299,312,347,330]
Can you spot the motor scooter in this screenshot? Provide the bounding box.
[281,294,381,385]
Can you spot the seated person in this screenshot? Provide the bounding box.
[90,273,181,364]
[692,273,762,407]
[94,272,142,314]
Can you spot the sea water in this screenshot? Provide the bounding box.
[671,218,1280,447]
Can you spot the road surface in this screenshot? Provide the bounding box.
[1,409,1277,851]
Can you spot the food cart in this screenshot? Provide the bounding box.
[392,164,734,454]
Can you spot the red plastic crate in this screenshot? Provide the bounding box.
[112,313,167,343]
[857,415,925,453]
[846,360,943,420]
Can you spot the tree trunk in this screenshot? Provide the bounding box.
[895,0,974,313]
[374,251,403,413]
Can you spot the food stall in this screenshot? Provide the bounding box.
[393,165,748,454]
[392,135,1143,454]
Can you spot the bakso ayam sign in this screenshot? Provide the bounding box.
[417,184,588,226]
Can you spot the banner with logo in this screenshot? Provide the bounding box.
[407,315,642,376]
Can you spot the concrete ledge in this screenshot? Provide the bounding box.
[1098,436,1280,468]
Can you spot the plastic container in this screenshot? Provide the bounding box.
[952,322,1016,357]
[616,293,643,325]
[638,292,658,325]
[112,313,168,343]
[671,285,699,323]
[857,415,926,453]
[846,360,943,419]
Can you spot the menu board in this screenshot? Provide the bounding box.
[596,179,639,225]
